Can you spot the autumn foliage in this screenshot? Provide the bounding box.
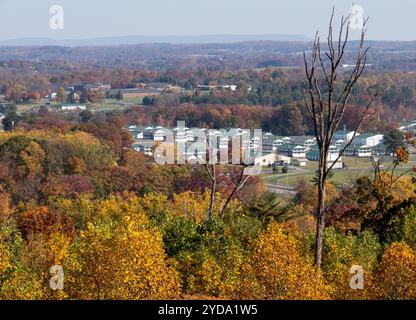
[1,127,416,300]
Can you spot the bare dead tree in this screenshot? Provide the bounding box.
[218,134,262,218]
[203,162,253,220]
[204,158,217,220]
[201,136,217,221]
[371,152,415,190]
[303,8,377,268]
[200,133,260,220]
[219,164,251,219]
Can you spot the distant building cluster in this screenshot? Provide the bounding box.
[59,103,87,111]
[129,125,261,163]
[107,82,184,99]
[127,124,390,168]
[44,81,246,112]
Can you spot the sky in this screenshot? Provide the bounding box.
[0,0,413,41]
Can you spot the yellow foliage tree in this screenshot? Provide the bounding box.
[18,141,46,179]
[63,201,180,300]
[294,180,338,214]
[238,223,331,299]
[0,243,12,276]
[0,227,44,300]
[171,191,211,224]
[170,190,241,224]
[179,242,244,298]
[372,242,416,299]
[318,228,381,300]
[0,186,13,222]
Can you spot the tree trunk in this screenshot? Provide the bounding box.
[314,166,327,269]
[208,176,216,220]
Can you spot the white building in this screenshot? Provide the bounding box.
[354,133,384,147]
[276,155,291,165]
[304,138,317,148]
[173,127,187,143]
[276,144,306,158]
[307,146,343,169]
[60,104,87,111]
[48,92,57,100]
[357,145,372,157]
[186,130,196,142]
[272,139,285,151]
[222,85,238,91]
[133,145,153,156]
[292,146,306,158]
[344,144,372,158]
[282,137,293,144]
[254,153,278,167]
[328,146,341,162]
[333,130,358,142]
[335,139,345,147]
[219,137,230,149]
[154,129,166,142]
[399,121,416,131]
[292,158,308,167]
[307,146,340,161]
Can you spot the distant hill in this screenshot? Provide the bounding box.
[0,34,311,47]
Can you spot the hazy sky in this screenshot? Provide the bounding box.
[0,0,413,41]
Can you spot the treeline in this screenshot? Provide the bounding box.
[124,103,399,135]
[3,66,416,125]
[2,101,402,140]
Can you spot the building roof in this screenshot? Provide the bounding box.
[291,136,316,145]
[262,133,278,144]
[277,143,305,152]
[399,121,416,128]
[343,143,372,150]
[334,130,355,135]
[61,103,86,107]
[355,133,383,139]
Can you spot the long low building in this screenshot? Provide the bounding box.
[276,144,307,158]
[60,103,87,111]
[254,154,291,167]
[306,146,343,169]
[107,88,162,99]
[342,144,372,157]
[353,133,384,147]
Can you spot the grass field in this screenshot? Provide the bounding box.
[262,156,416,188]
[121,97,143,104]
[88,102,127,111]
[14,99,140,113]
[16,103,42,113]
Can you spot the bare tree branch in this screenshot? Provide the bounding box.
[303,8,376,268]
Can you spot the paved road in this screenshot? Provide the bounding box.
[267,183,297,195]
